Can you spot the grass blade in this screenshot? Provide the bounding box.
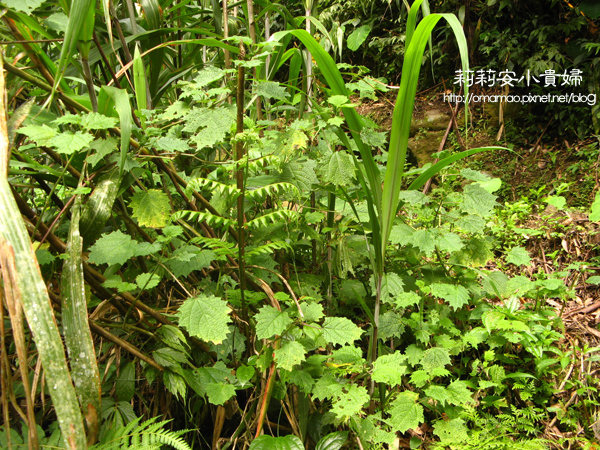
[0,56,86,450]
[380,11,470,257]
[61,196,101,444]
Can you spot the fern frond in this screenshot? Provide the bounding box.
[246,240,292,258]
[93,417,192,450]
[188,177,241,198]
[246,209,299,230]
[190,236,236,257]
[245,182,300,202]
[173,210,235,229]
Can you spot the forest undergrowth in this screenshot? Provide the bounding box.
[0,0,599,449]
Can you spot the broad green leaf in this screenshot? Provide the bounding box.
[389,223,414,246]
[331,384,369,419]
[347,24,372,51]
[192,66,226,88]
[256,80,289,101]
[19,124,57,146]
[372,351,407,386]
[205,383,236,405]
[177,295,232,344]
[166,246,215,278]
[378,272,405,304]
[378,310,405,340]
[433,418,468,443]
[321,317,363,346]
[274,341,306,371]
[321,151,355,187]
[420,347,451,371]
[88,231,138,266]
[163,371,186,399]
[506,246,531,266]
[587,275,600,285]
[80,112,118,130]
[590,190,600,221]
[429,283,470,310]
[154,136,189,153]
[327,95,350,108]
[103,278,137,292]
[300,302,324,322]
[436,231,464,253]
[255,305,292,339]
[86,138,118,167]
[411,229,436,256]
[130,189,171,228]
[49,131,93,154]
[1,0,43,12]
[249,435,304,450]
[315,431,348,450]
[544,195,566,210]
[115,362,135,402]
[135,273,161,290]
[461,184,497,217]
[388,391,424,433]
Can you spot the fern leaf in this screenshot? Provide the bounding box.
[245,182,300,202]
[187,177,240,198]
[172,210,235,229]
[246,209,299,230]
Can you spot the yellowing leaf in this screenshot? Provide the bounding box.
[130,189,171,228]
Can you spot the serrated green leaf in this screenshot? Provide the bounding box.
[436,231,464,253]
[461,183,497,217]
[177,295,232,344]
[395,291,420,308]
[163,371,186,399]
[420,347,451,371]
[130,189,171,228]
[88,231,139,266]
[372,351,407,386]
[321,317,363,346]
[49,131,94,154]
[388,391,424,433]
[330,384,369,419]
[433,418,468,443]
[409,370,430,387]
[103,278,137,292]
[321,151,355,187]
[256,80,289,101]
[300,302,324,322]
[19,124,57,146]
[249,435,304,450]
[590,190,600,221]
[205,383,236,405]
[115,362,135,402]
[154,136,189,152]
[328,95,350,107]
[411,229,437,256]
[389,223,415,246]
[135,273,161,290]
[1,0,44,14]
[86,138,118,167]
[429,283,470,310]
[506,246,531,266]
[544,195,566,210]
[347,24,372,51]
[255,305,292,340]
[274,341,306,371]
[81,112,118,130]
